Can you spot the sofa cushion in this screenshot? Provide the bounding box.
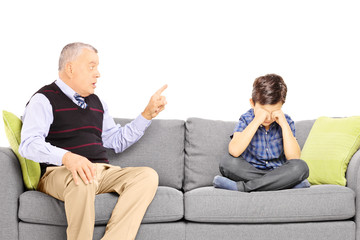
[19,222,186,240]
[301,116,360,186]
[184,118,236,191]
[186,222,355,240]
[107,118,185,190]
[19,186,184,225]
[2,110,41,190]
[184,186,355,223]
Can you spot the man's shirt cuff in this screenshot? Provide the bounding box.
[133,114,152,132]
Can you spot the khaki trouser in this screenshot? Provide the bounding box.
[37,163,158,240]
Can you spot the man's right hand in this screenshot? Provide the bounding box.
[62,152,96,185]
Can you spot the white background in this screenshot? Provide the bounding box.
[1,0,359,147]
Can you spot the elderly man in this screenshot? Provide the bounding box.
[19,42,167,240]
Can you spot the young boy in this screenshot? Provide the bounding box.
[213,74,310,192]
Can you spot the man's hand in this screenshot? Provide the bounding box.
[62,152,96,185]
[272,109,287,127]
[142,84,168,120]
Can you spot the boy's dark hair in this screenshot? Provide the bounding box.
[252,74,287,105]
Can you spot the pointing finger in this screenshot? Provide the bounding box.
[155,84,168,95]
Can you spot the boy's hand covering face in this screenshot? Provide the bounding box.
[271,109,287,126]
[250,99,284,127]
[253,107,272,126]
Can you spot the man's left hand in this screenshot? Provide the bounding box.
[142,84,168,120]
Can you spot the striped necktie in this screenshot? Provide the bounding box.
[74,93,87,109]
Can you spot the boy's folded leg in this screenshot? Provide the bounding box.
[213,175,238,191]
[240,159,309,192]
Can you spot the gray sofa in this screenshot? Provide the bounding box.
[1,117,359,240]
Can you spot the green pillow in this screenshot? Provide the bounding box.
[301,116,360,186]
[2,110,41,190]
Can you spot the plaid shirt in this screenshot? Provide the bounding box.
[233,108,296,170]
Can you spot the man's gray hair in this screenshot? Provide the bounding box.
[58,42,98,71]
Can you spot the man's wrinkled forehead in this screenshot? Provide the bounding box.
[75,48,99,63]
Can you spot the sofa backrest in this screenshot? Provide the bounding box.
[106,118,316,192]
[106,118,185,190]
[184,118,236,192]
[295,119,316,149]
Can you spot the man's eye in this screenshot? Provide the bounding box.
[90,66,94,70]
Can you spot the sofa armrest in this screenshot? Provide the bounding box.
[346,149,360,240]
[0,147,25,240]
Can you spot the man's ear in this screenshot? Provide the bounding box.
[64,62,73,78]
[249,98,255,108]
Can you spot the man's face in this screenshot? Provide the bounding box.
[70,48,100,97]
[250,99,283,128]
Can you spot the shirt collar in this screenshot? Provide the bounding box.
[55,78,79,104]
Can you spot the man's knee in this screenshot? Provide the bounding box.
[138,167,159,189]
[64,180,96,201]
